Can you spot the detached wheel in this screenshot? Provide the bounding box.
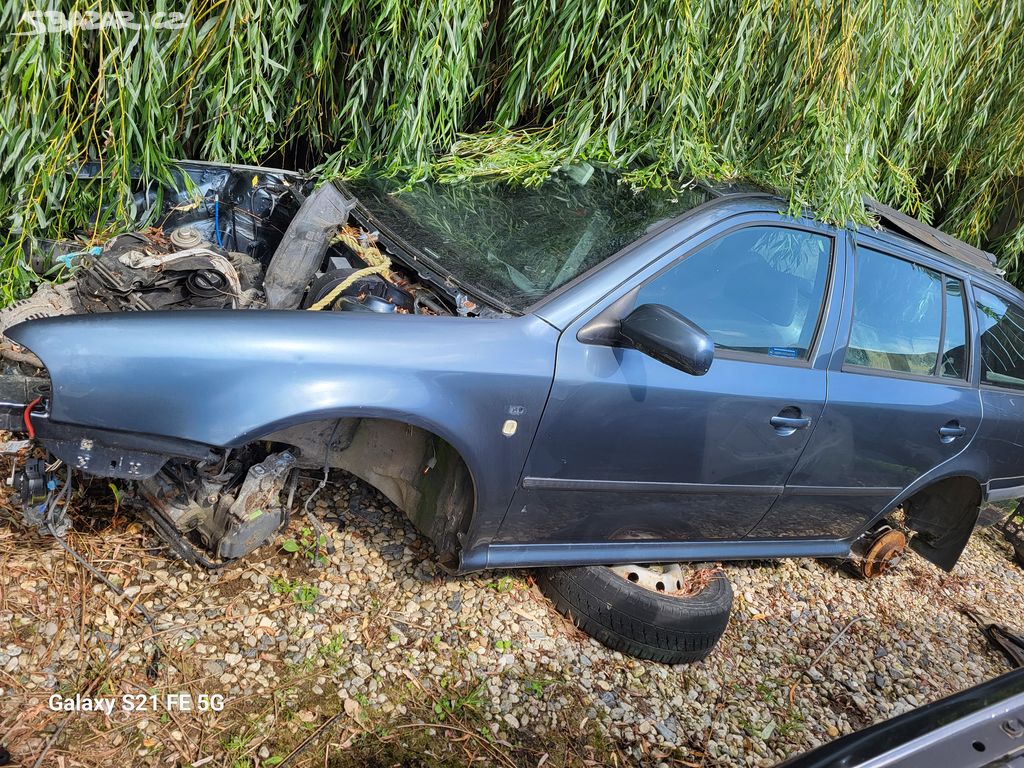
[536,563,733,664]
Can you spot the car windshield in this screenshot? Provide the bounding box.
[345,167,712,312]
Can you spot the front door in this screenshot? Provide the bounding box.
[752,243,982,538]
[495,223,839,545]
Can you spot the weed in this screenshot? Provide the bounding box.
[281,527,328,565]
[320,632,345,657]
[292,583,319,611]
[524,678,556,697]
[778,709,806,737]
[270,577,319,612]
[431,677,485,722]
[487,575,524,593]
[269,576,292,595]
[224,729,256,763]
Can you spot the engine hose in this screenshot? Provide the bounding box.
[307,228,392,311]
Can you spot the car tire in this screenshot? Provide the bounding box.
[536,565,733,664]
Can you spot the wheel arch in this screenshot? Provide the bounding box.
[256,412,478,569]
[884,473,984,572]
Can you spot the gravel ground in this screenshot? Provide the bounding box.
[1,472,1021,767]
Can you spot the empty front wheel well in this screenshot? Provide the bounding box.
[901,475,982,571]
[261,417,476,569]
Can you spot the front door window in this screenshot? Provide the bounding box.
[635,226,832,360]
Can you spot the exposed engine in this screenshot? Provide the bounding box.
[0,172,453,356]
[0,162,460,564]
[76,229,263,312]
[140,450,298,564]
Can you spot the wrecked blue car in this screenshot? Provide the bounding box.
[2,161,1022,662]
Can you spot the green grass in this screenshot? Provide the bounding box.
[431,676,486,722]
[3,1,1024,300]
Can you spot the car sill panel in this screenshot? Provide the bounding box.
[460,538,851,571]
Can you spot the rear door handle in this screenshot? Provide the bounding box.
[939,421,967,442]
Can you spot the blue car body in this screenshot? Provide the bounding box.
[7,169,1024,572]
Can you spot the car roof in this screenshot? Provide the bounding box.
[702,182,1005,282]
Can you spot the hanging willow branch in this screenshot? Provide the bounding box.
[2,0,1024,304]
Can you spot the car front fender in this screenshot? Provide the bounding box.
[7,309,559,529]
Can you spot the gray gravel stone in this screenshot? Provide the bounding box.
[3,472,1021,768]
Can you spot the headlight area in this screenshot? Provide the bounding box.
[4,388,305,570]
[0,371,50,437]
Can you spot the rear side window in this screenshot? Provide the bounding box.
[845,248,969,378]
[635,226,832,360]
[975,288,1024,390]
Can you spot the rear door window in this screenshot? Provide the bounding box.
[845,248,970,380]
[941,276,968,379]
[975,288,1024,390]
[635,226,832,360]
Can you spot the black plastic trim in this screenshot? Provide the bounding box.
[521,477,783,494]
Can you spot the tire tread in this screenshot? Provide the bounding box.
[537,565,732,664]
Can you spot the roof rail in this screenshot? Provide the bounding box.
[864,197,1001,276]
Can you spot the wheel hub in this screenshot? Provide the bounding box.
[860,528,907,579]
[610,563,688,594]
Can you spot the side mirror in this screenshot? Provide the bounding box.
[619,304,714,376]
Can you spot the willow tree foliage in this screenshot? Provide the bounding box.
[2,0,1024,303]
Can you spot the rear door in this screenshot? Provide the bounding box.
[751,237,982,539]
[969,286,1024,502]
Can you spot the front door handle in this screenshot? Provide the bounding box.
[939,421,967,442]
[770,412,811,436]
